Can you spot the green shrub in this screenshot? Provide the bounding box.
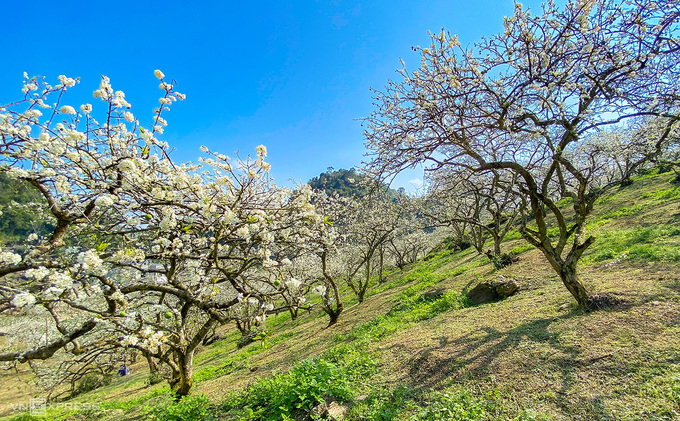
[151,394,213,421]
[146,372,165,386]
[221,349,377,420]
[349,387,500,421]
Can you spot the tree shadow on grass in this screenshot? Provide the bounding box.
[400,309,610,417]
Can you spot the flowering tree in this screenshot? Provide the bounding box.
[386,225,438,270]
[364,0,680,310]
[579,116,680,186]
[0,72,318,398]
[425,168,521,268]
[299,191,352,326]
[340,193,405,302]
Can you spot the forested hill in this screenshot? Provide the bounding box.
[0,173,52,245]
[307,167,403,198]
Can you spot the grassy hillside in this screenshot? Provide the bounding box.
[2,169,680,420]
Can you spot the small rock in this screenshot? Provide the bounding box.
[420,288,445,301]
[494,279,519,298]
[327,402,349,421]
[466,277,519,304]
[466,282,498,304]
[310,402,328,419]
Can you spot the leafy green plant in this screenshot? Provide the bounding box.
[221,347,377,420]
[510,243,534,255]
[150,393,213,421]
[406,389,498,420]
[146,371,165,386]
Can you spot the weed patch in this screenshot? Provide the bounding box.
[148,394,213,421]
[583,225,680,264]
[220,346,377,420]
[348,386,508,420]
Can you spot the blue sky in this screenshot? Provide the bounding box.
[1,0,546,191]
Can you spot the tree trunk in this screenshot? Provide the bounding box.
[170,351,194,400]
[493,236,502,257]
[542,249,591,310]
[357,286,366,303]
[559,260,591,311]
[326,308,341,327]
[321,251,344,327]
[378,246,385,284]
[144,351,159,375]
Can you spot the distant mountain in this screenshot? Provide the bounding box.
[308,168,368,197]
[308,167,402,199]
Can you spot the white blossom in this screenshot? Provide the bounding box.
[59,105,76,115]
[11,293,36,308]
[312,285,327,296]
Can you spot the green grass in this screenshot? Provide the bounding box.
[335,281,469,344]
[348,386,503,421]
[193,353,248,383]
[582,225,680,264]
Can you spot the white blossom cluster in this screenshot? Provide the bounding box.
[0,71,327,394]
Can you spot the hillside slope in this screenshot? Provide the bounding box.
[2,169,680,420]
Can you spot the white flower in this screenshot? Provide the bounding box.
[236,226,250,239]
[51,272,74,289]
[58,75,77,87]
[59,105,76,115]
[121,335,138,347]
[27,233,38,242]
[159,213,176,231]
[109,290,125,302]
[43,287,64,300]
[312,285,327,296]
[95,195,115,208]
[112,91,131,108]
[80,104,92,114]
[23,109,42,119]
[0,251,22,265]
[285,277,301,290]
[117,159,137,172]
[145,331,165,348]
[25,266,49,280]
[255,144,267,157]
[123,111,134,122]
[154,69,165,80]
[12,293,36,308]
[77,249,103,270]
